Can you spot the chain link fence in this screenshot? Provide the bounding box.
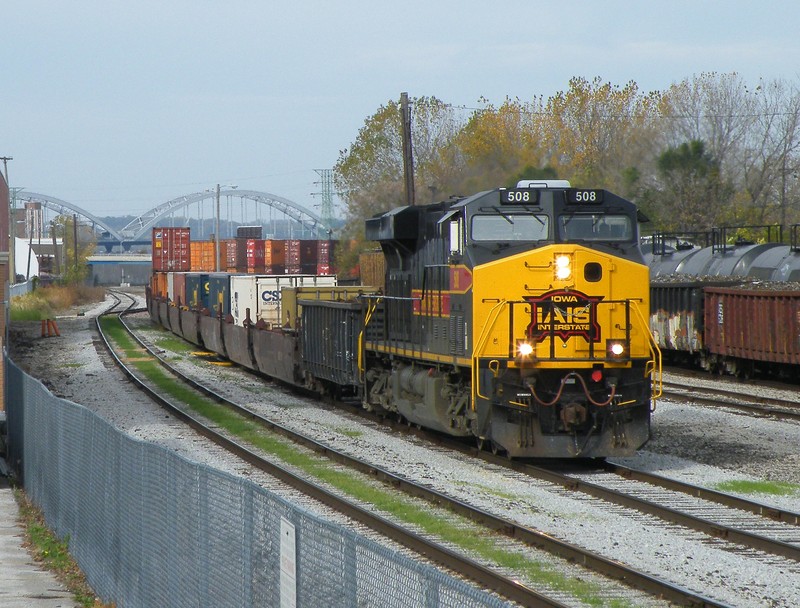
[5,359,511,608]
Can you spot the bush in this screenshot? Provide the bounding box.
[10,285,106,321]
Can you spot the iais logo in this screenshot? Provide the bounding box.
[523,289,603,343]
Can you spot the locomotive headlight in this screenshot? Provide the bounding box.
[517,341,534,357]
[554,255,572,280]
[605,339,629,361]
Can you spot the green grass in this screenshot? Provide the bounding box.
[714,479,800,496]
[333,426,364,438]
[155,336,195,354]
[103,315,634,607]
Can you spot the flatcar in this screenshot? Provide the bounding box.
[148,181,662,459]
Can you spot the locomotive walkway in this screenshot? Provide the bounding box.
[0,470,78,607]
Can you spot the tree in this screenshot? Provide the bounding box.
[542,77,663,192]
[454,97,550,193]
[741,79,800,228]
[654,140,733,231]
[660,73,755,182]
[50,215,95,284]
[333,96,463,273]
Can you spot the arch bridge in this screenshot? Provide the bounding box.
[13,189,332,251]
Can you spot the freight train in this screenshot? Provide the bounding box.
[147,181,662,459]
[646,231,800,378]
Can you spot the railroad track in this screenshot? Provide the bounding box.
[98,294,571,608]
[661,372,800,421]
[95,297,763,607]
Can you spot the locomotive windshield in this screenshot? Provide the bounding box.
[471,213,550,241]
[558,214,632,242]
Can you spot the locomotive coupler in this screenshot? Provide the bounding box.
[560,401,588,429]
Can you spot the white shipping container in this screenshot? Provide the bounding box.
[257,275,337,326]
[229,275,261,326]
[229,274,338,327]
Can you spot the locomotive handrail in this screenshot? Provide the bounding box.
[471,299,509,405]
[357,295,384,381]
[630,300,663,401]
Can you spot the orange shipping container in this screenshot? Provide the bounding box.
[190,240,216,272]
[264,240,286,266]
[152,271,169,298]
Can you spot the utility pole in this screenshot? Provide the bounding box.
[73,214,79,278]
[0,157,11,184]
[1,157,13,281]
[400,92,416,206]
[215,183,221,272]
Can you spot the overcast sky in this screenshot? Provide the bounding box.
[3,1,799,218]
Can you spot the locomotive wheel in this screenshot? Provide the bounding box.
[476,437,486,451]
[491,441,501,456]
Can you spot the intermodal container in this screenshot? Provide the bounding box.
[224,240,237,269]
[185,272,210,310]
[190,240,216,272]
[152,272,168,298]
[300,241,320,265]
[246,239,266,274]
[172,272,187,307]
[265,240,286,267]
[235,238,248,272]
[208,272,235,317]
[152,227,190,272]
[237,225,263,239]
[228,274,338,327]
[300,299,362,387]
[286,240,301,266]
[282,285,376,329]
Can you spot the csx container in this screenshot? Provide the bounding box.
[185,272,210,310]
[152,227,190,271]
[208,272,236,317]
[228,274,338,327]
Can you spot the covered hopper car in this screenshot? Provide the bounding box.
[648,231,800,377]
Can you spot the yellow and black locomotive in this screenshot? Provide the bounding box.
[148,181,661,459]
[361,181,661,458]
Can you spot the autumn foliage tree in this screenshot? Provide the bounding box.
[333,74,800,273]
[50,215,96,284]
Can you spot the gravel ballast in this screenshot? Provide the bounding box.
[9,290,800,607]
